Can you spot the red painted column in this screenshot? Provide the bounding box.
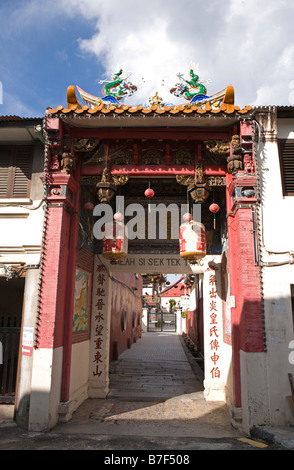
[60,170,81,402]
[36,117,81,405]
[226,126,265,408]
[36,173,79,350]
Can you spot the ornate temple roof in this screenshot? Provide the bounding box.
[45,88,252,132]
[47,85,252,119]
[46,68,254,129]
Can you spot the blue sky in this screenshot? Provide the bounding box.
[0,0,294,117]
[0,0,104,116]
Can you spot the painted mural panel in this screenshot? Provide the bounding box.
[73,269,92,332]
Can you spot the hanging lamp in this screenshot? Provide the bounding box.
[145,183,155,213]
[179,213,206,264]
[209,203,220,230]
[102,212,128,263]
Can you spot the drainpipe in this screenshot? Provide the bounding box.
[34,117,50,347]
[251,117,267,351]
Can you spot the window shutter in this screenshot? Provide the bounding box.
[0,149,11,197]
[279,140,294,196]
[12,147,33,197]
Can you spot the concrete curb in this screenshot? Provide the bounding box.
[251,425,294,449]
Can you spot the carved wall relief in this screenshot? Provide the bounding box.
[141,149,163,165]
[227,135,243,175]
[203,140,230,163]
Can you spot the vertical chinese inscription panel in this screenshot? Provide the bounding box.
[88,260,112,398]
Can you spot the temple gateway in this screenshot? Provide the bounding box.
[0,69,293,433]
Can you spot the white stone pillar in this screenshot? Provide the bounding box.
[176,309,182,334]
[142,307,148,333]
[16,268,40,428]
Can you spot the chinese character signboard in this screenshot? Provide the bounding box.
[203,259,231,401]
[88,258,111,398]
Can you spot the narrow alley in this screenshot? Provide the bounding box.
[0,332,276,451]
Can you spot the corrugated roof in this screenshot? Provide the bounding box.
[0,115,22,121]
[0,115,42,122]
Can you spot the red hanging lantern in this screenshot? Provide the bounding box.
[179,213,206,264]
[84,201,94,211]
[209,203,220,230]
[144,188,155,198]
[102,212,128,263]
[145,186,155,213]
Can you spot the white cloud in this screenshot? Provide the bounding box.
[289,81,294,105]
[1,91,40,117]
[78,16,196,105]
[2,0,294,109]
[56,0,294,107]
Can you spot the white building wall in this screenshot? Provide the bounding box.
[0,143,44,269]
[28,347,63,431]
[0,141,45,427]
[255,111,294,425]
[58,340,90,423]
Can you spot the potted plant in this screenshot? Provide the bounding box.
[169,299,177,312]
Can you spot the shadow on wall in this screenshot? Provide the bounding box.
[232,294,294,427]
[15,393,54,432]
[110,273,143,362]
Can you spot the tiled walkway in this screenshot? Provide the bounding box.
[108,332,203,400]
[118,332,188,362]
[56,332,242,440]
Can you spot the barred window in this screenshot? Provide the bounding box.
[0,146,33,198]
[278,139,294,196]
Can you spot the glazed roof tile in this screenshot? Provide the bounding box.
[46,85,252,118]
[47,101,252,117]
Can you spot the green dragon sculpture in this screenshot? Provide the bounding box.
[170,69,208,102]
[101,69,137,102]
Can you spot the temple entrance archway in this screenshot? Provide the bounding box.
[88,252,229,406]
